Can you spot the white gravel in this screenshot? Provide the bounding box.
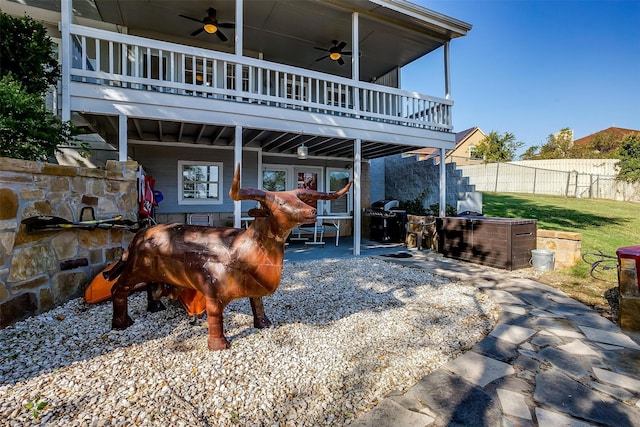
[0,257,498,426]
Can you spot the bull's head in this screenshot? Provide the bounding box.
[229,165,351,231]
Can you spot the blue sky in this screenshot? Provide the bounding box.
[402,0,640,154]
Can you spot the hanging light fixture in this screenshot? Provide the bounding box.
[297,132,308,159]
[297,143,308,160]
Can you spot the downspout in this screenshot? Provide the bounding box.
[60,0,71,122]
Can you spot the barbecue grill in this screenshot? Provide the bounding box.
[365,200,407,243]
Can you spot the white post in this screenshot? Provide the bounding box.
[235,0,243,56]
[235,0,243,100]
[444,41,451,100]
[352,12,360,117]
[352,12,360,81]
[118,114,127,161]
[234,125,243,228]
[353,138,362,256]
[439,148,446,217]
[60,0,72,121]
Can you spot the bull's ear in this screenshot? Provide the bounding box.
[248,207,270,218]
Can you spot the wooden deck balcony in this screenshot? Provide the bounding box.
[69,24,453,134]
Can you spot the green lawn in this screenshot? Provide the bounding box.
[481,192,640,316]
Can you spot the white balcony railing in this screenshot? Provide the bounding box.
[69,24,452,132]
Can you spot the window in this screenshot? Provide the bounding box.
[178,161,223,205]
[262,168,288,191]
[326,168,352,214]
[469,146,483,160]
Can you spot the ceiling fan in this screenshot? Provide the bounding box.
[179,7,234,42]
[314,40,352,65]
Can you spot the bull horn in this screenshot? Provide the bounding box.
[229,164,267,201]
[294,181,352,201]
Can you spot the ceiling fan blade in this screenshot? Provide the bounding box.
[314,55,329,63]
[190,27,204,37]
[208,7,217,19]
[179,14,204,24]
[215,30,228,42]
[218,23,235,29]
[342,51,353,56]
[337,57,345,66]
[314,47,330,52]
[337,41,347,50]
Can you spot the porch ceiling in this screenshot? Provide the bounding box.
[9,0,470,81]
[79,115,416,160]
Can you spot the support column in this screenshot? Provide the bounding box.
[118,114,127,161]
[444,41,451,100]
[233,125,243,228]
[353,139,362,256]
[439,148,446,217]
[235,0,243,101]
[352,12,360,117]
[60,0,72,121]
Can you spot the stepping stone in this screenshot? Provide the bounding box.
[558,339,599,356]
[579,326,640,350]
[502,305,527,315]
[445,351,515,387]
[349,398,435,427]
[544,327,584,339]
[473,336,519,362]
[538,347,589,379]
[535,408,597,427]
[489,324,537,345]
[486,289,526,305]
[593,367,640,394]
[534,370,640,426]
[497,388,532,420]
[406,370,501,427]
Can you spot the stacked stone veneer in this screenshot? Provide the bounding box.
[537,229,582,269]
[0,157,139,328]
[382,155,475,208]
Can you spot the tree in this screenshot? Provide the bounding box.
[587,132,620,158]
[520,145,539,160]
[0,12,73,161]
[616,134,640,183]
[0,13,60,95]
[474,131,523,162]
[536,128,575,159]
[0,76,72,160]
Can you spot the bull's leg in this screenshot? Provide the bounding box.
[111,282,134,330]
[146,282,167,313]
[249,297,272,329]
[205,296,230,350]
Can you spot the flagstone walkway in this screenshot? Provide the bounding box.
[352,252,640,427]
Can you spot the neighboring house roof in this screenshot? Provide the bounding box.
[573,127,640,148]
[407,127,484,160]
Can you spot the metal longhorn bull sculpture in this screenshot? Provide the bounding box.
[108,165,351,350]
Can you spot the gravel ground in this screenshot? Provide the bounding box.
[0,257,498,426]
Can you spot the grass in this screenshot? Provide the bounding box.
[482,192,640,318]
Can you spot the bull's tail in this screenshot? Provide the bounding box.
[103,259,126,281]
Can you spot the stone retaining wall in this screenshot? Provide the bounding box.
[0,157,139,328]
[537,229,583,269]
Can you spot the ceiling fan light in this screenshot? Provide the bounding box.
[329,52,341,61]
[204,22,218,34]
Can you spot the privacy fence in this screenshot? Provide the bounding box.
[456,159,640,202]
